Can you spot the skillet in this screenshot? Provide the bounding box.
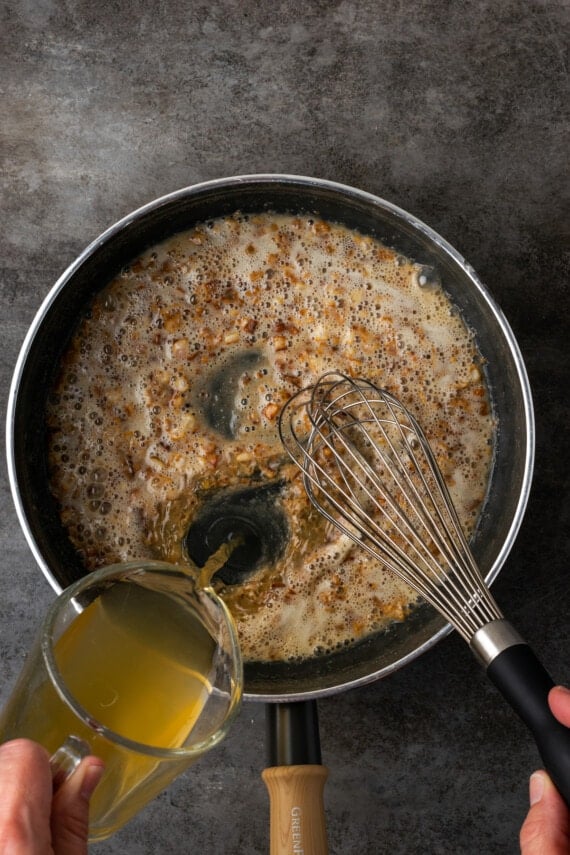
[6,175,534,851]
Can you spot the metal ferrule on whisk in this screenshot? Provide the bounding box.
[470,619,526,668]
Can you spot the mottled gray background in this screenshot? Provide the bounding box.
[1,1,569,853]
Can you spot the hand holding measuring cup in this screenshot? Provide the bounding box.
[0,560,243,842]
[0,738,104,853]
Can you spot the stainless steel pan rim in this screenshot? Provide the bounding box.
[5,173,535,702]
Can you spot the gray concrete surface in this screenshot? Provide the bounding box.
[1,1,569,852]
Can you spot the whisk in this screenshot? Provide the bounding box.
[279,371,570,804]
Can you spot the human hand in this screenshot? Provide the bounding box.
[520,686,570,854]
[0,738,104,855]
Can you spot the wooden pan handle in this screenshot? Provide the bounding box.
[262,764,329,855]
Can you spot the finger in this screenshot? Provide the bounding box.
[0,739,53,854]
[549,686,570,728]
[51,756,105,855]
[520,770,570,855]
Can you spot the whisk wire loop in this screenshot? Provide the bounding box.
[279,373,503,642]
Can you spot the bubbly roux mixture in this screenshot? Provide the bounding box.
[47,213,494,662]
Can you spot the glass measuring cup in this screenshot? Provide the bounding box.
[0,560,243,841]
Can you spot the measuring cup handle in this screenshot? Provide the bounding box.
[486,642,570,806]
[49,735,91,791]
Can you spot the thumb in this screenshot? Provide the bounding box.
[50,757,105,855]
[520,770,570,855]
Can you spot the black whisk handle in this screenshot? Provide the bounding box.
[486,642,570,807]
